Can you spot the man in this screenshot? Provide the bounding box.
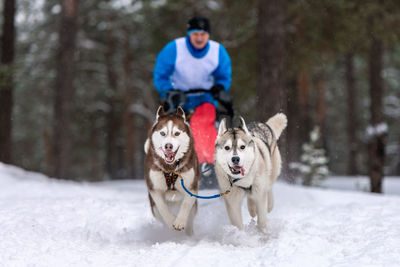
[153,16,232,178]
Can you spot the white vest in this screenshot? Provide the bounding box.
[171,37,219,91]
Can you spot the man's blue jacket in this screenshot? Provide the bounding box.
[153,36,231,111]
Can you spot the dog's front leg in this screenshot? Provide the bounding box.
[173,195,196,231]
[224,191,245,230]
[174,169,197,232]
[267,189,274,213]
[149,190,176,229]
[256,193,268,229]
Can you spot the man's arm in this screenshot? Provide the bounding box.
[153,41,177,98]
[212,44,232,91]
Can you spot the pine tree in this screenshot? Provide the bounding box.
[290,126,329,186]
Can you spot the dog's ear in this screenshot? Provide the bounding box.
[156,105,165,121]
[239,116,251,136]
[218,118,227,136]
[176,106,186,120]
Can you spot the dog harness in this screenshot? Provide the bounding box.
[164,172,179,190]
[228,175,253,192]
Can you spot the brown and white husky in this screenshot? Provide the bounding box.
[144,106,200,235]
[214,113,287,230]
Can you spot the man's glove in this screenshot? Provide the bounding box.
[209,84,233,117]
[210,84,232,104]
[210,84,224,98]
[169,90,186,106]
[163,90,187,114]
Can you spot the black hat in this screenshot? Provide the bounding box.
[187,16,210,33]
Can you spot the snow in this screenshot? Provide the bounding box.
[321,175,400,196]
[1,163,400,267]
[365,122,388,138]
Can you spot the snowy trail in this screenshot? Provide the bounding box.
[0,163,399,267]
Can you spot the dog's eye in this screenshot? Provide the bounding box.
[174,132,180,136]
[160,131,166,136]
[224,146,230,151]
[240,145,246,150]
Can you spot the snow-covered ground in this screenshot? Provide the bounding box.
[1,163,400,267]
[321,175,400,196]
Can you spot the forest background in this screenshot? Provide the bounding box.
[1,0,400,194]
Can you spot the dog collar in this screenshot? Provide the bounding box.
[239,185,253,191]
[228,175,252,192]
[230,177,241,184]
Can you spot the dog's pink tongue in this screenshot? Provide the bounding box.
[166,151,175,161]
[233,165,245,176]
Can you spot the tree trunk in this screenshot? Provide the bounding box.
[43,125,52,175]
[256,0,286,117]
[104,32,124,179]
[345,53,358,175]
[52,0,78,179]
[368,36,385,193]
[256,0,287,178]
[40,83,52,175]
[397,133,400,175]
[88,117,101,181]
[105,97,123,179]
[315,73,327,147]
[286,77,300,183]
[0,0,16,163]
[122,28,136,178]
[297,69,313,144]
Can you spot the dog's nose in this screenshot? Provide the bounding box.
[231,156,240,165]
[165,143,173,151]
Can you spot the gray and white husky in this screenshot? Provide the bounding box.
[214,113,287,230]
[144,106,200,236]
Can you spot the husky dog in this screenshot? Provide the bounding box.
[214,113,287,230]
[144,106,200,235]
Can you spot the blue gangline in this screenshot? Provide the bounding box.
[180,178,226,199]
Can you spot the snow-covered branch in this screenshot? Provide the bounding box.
[365,122,388,139]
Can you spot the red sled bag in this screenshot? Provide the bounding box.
[190,103,217,164]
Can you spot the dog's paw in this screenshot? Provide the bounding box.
[247,199,257,218]
[267,205,273,213]
[257,218,267,230]
[172,218,186,231]
[163,216,176,230]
